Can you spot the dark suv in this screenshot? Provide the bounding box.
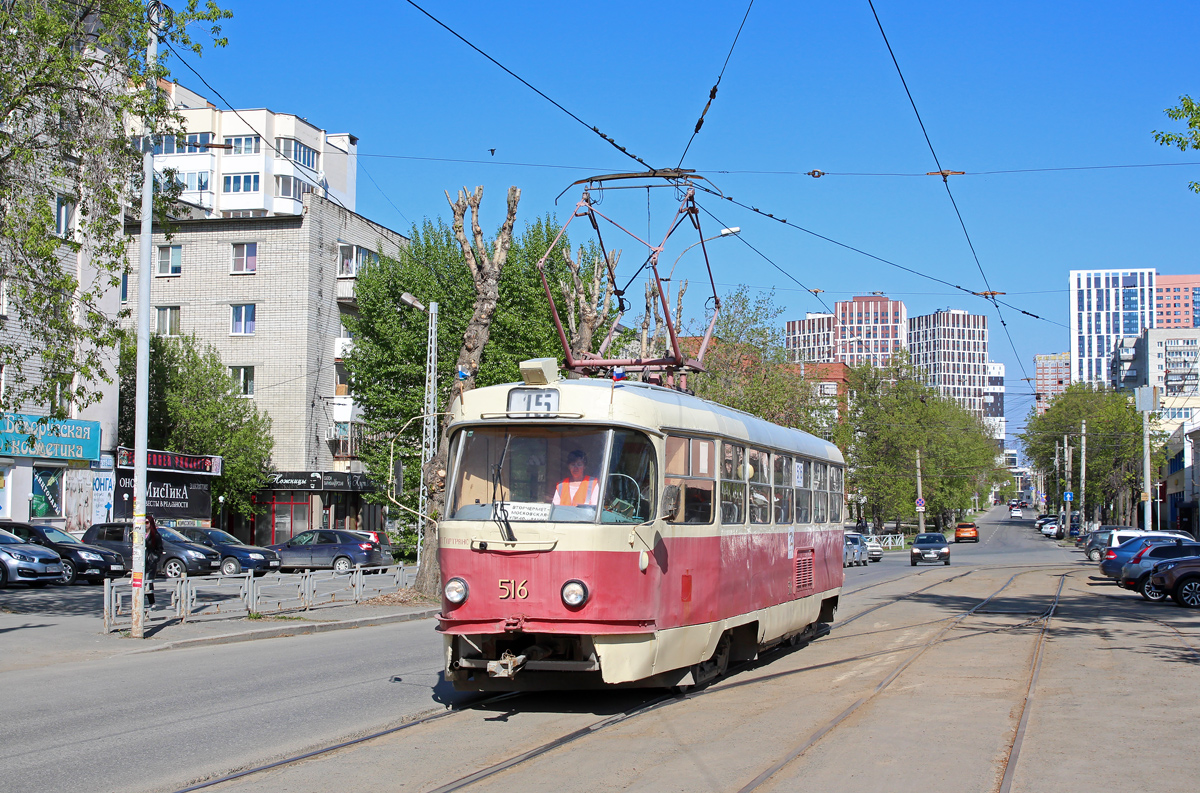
[1150,556,1200,608]
[1,522,125,584]
[82,522,220,578]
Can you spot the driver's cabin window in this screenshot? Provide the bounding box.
[601,430,657,524]
[665,436,715,524]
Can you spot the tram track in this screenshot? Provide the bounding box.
[169,564,1075,793]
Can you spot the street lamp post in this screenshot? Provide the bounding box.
[399,292,438,569]
[218,495,225,531]
[666,227,740,281]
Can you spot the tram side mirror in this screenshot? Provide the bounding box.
[661,485,681,521]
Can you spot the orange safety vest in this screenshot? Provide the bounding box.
[555,476,597,506]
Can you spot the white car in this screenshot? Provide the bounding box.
[862,535,883,562]
[1041,521,1059,537]
[1010,508,1023,519]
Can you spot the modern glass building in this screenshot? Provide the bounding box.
[1069,268,1156,385]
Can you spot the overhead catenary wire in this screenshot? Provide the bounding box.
[676,0,755,168]
[402,0,656,172]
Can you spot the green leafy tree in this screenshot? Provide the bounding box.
[1019,383,1155,525]
[118,334,273,518]
[1154,95,1200,194]
[1,0,230,416]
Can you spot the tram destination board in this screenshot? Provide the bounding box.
[507,388,560,416]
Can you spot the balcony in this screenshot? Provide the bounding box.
[336,277,356,304]
[334,337,354,360]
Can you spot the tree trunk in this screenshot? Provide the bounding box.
[413,185,521,597]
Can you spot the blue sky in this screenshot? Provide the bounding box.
[169,0,1200,442]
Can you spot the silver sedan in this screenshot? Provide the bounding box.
[0,528,63,588]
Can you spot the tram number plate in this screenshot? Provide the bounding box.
[508,389,559,415]
[499,579,529,600]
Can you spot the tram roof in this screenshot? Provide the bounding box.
[466,378,844,465]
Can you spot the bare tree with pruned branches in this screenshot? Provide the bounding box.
[559,246,618,359]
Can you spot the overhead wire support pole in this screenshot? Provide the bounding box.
[418,302,439,569]
[132,0,161,640]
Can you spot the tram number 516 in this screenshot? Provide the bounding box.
[499,579,529,600]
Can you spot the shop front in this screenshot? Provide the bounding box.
[114,447,223,529]
[254,471,380,546]
[0,413,105,528]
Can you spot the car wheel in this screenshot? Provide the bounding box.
[910,560,917,566]
[162,558,187,578]
[221,557,241,576]
[333,556,353,575]
[1173,577,1200,608]
[60,559,78,586]
[944,559,950,566]
[0,563,7,588]
[1088,549,1102,562]
[1139,576,1167,603]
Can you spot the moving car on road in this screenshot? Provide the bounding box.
[862,534,883,562]
[0,528,63,588]
[911,533,951,566]
[268,529,386,573]
[1009,508,1023,519]
[843,533,866,567]
[1,522,124,584]
[178,527,281,576]
[954,522,979,543]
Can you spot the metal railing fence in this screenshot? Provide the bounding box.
[102,564,418,634]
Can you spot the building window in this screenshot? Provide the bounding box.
[223,174,260,193]
[338,244,378,277]
[231,366,254,396]
[274,137,320,169]
[275,175,317,200]
[156,245,182,276]
[55,195,76,237]
[224,135,261,154]
[222,210,266,219]
[120,273,127,303]
[231,304,256,335]
[183,132,212,153]
[178,171,210,192]
[155,306,180,336]
[232,242,257,273]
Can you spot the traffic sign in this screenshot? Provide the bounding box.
[1064,491,1073,502]
[915,506,926,513]
[915,497,925,508]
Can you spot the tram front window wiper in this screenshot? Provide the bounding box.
[491,432,517,541]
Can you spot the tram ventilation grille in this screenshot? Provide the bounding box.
[794,549,815,596]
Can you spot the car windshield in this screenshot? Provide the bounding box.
[916,534,946,544]
[448,425,657,525]
[39,526,80,544]
[157,527,187,543]
[0,530,21,544]
[205,530,242,544]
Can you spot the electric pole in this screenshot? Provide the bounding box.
[915,448,925,533]
[1063,434,1072,540]
[132,2,160,640]
[1080,419,1087,533]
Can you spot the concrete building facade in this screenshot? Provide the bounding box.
[983,361,1006,443]
[1034,351,1071,415]
[908,308,989,417]
[786,295,907,366]
[1154,274,1200,329]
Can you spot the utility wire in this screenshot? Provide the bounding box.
[403,0,656,171]
[358,161,412,226]
[677,0,755,168]
[707,162,1200,176]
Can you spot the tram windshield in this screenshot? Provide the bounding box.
[447,426,657,524]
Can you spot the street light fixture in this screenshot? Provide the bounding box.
[218,495,225,531]
[667,227,740,281]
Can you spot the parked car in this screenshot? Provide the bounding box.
[0,528,63,588]
[1149,556,1200,608]
[1099,536,1187,579]
[267,529,386,573]
[843,533,866,567]
[177,527,281,576]
[861,534,883,562]
[910,533,951,566]
[1119,539,1200,601]
[1034,514,1053,527]
[0,522,124,585]
[1041,521,1060,537]
[82,522,221,577]
[351,529,394,560]
[954,522,979,543]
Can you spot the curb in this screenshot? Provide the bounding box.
[129,607,441,654]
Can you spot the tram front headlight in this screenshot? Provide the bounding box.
[444,577,469,604]
[561,579,589,607]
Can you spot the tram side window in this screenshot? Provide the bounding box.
[601,429,657,524]
[794,457,811,523]
[828,465,844,523]
[748,447,771,524]
[664,436,715,524]
[720,442,746,524]
[773,454,793,524]
[814,490,829,523]
[813,462,828,492]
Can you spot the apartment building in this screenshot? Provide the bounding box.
[983,361,1006,443]
[142,81,356,219]
[1154,274,1200,329]
[1113,328,1200,435]
[786,295,907,366]
[1034,352,1070,415]
[908,308,989,418]
[124,194,407,543]
[1069,268,1156,385]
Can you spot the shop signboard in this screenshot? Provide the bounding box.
[0,413,100,461]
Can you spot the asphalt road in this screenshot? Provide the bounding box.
[0,506,1070,793]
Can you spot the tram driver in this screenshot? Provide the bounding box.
[552,450,600,506]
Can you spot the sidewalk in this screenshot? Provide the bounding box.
[0,590,439,674]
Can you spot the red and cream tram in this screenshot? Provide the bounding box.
[438,359,846,690]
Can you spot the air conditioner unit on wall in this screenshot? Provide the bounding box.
[324,425,338,441]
